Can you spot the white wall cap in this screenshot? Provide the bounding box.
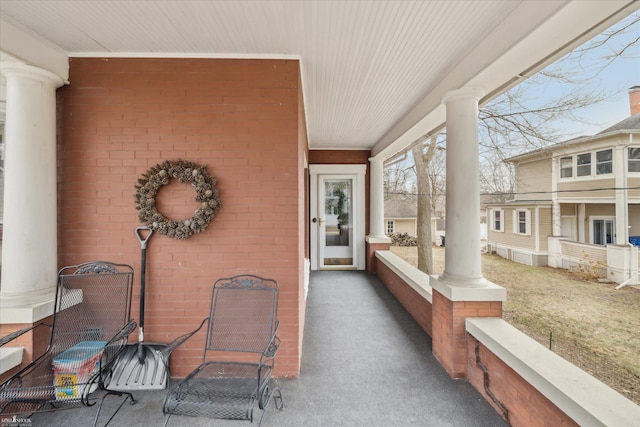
[375,250,432,303]
[0,347,24,375]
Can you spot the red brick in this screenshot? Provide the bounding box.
[57,57,307,377]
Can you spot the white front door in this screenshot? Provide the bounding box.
[309,165,366,270]
[319,176,354,267]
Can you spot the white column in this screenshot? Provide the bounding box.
[368,157,388,240]
[614,146,628,245]
[551,156,562,236]
[439,88,486,287]
[578,203,586,243]
[0,62,64,309]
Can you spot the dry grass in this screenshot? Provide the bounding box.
[389,245,640,405]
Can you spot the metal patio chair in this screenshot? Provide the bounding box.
[0,261,137,426]
[163,275,284,426]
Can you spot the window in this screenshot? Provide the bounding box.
[386,220,395,235]
[560,157,573,178]
[513,209,531,235]
[595,149,612,175]
[577,153,591,176]
[591,218,614,245]
[492,209,503,232]
[517,211,527,234]
[629,147,640,172]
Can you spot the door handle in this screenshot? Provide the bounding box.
[312,217,324,226]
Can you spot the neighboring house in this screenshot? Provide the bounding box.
[384,193,418,236]
[384,193,444,245]
[485,87,640,284]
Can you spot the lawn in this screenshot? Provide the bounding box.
[390,245,640,405]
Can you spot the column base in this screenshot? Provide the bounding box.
[438,271,488,288]
[430,274,506,301]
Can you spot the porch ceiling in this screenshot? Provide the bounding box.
[0,1,637,157]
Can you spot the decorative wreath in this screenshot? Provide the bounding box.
[135,159,221,240]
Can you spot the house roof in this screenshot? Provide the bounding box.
[597,113,640,134]
[385,194,417,219]
[1,1,638,158]
[506,112,640,163]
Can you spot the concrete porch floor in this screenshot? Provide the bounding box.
[30,271,508,426]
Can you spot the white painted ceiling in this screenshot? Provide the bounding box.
[0,1,637,157]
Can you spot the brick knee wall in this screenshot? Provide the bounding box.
[432,290,502,378]
[0,318,53,384]
[376,260,432,336]
[467,337,578,427]
[367,242,389,274]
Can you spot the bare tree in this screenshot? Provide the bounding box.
[383,159,414,199]
[477,11,639,195]
[411,134,443,273]
[479,155,514,203]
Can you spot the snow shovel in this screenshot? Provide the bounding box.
[110,226,170,390]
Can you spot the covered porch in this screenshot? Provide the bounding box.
[29,271,508,427]
[1,1,639,426]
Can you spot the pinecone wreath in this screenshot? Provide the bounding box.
[135,159,221,239]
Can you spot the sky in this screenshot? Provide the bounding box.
[526,11,639,138]
[395,11,639,192]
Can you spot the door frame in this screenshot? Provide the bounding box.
[590,216,615,245]
[309,164,366,270]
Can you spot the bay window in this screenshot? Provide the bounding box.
[560,156,573,178]
[595,149,612,175]
[629,147,640,172]
[577,153,591,177]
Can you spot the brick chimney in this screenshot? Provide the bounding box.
[630,86,640,116]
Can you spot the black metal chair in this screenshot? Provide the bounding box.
[163,275,284,426]
[0,261,137,426]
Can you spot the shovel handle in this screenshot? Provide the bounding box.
[136,226,153,249]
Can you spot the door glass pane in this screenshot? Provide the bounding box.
[593,220,603,245]
[324,179,352,247]
[605,220,613,244]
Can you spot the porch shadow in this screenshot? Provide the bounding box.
[29,271,508,426]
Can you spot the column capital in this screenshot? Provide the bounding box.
[1,61,65,88]
[442,88,485,105]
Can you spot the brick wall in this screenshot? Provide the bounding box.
[0,318,52,384]
[367,242,390,274]
[376,261,432,336]
[57,58,306,377]
[432,291,502,378]
[467,337,578,427]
